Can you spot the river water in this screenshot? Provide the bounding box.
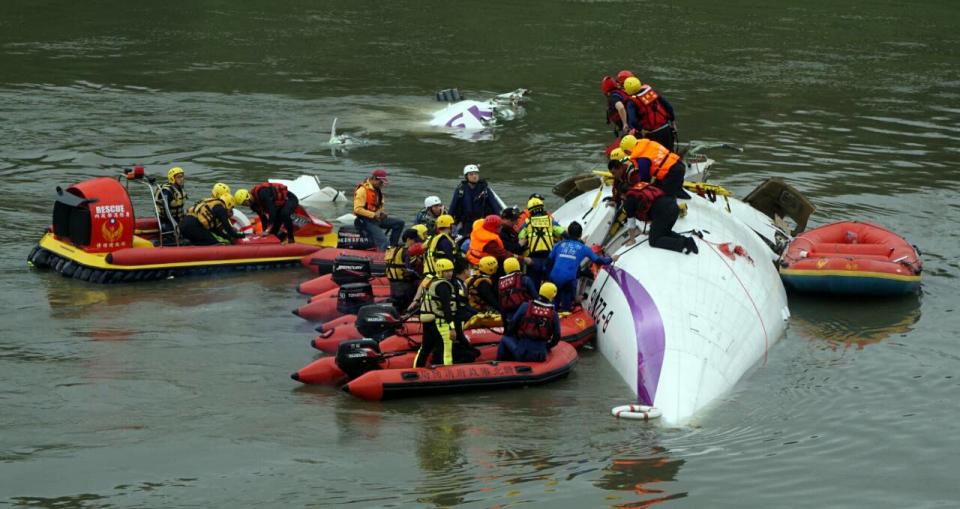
[2,1,959,507]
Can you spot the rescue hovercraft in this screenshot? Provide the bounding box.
[779,221,922,296]
[551,150,813,425]
[26,169,362,284]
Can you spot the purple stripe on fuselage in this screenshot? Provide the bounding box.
[606,266,665,406]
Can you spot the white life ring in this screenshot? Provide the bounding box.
[611,404,662,421]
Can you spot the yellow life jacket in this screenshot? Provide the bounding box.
[420,278,457,322]
[465,274,494,312]
[384,246,407,281]
[525,214,556,255]
[155,184,187,222]
[423,232,456,275]
[187,198,226,229]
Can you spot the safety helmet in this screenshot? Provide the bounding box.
[600,76,617,94]
[167,167,184,184]
[436,214,454,229]
[616,70,635,85]
[526,197,544,210]
[477,256,498,275]
[435,258,455,273]
[620,135,638,153]
[538,282,558,301]
[408,242,425,257]
[424,195,442,208]
[609,148,626,161]
[234,188,250,207]
[503,257,521,274]
[463,164,480,176]
[219,193,236,210]
[623,76,642,96]
[412,223,429,240]
[211,182,231,199]
[483,214,502,232]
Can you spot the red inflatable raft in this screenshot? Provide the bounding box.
[292,344,501,385]
[779,221,922,296]
[293,283,392,322]
[342,341,579,401]
[299,273,389,295]
[310,307,597,354]
[301,249,384,274]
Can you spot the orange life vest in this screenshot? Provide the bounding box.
[628,139,680,182]
[355,180,382,214]
[467,224,504,265]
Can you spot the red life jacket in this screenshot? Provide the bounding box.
[624,182,665,221]
[627,85,671,131]
[517,299,555,341]
[250,182,289,210]
[498,272,530,312]
[606,89,629,125]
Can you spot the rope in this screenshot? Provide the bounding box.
[701,238,770,364]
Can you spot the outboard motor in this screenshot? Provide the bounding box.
[331,255,372,286]
[436,88,463,102]
[337,281,374,315]
[338,226,374,250]
[356,303,403,341]
[334,339,381,380]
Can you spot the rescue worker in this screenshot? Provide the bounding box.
[497,257,538,326]
[499,206,522,255]
[448,164,502,238]
[211,182,231,200]
[414,258,475,367]
[153,166,188,237]
[622,77,677,151]
[518,197,565,284]
[352,169,405,250]
[414,196,445,233]
[465,256,500,314]
[497,282,562,362]
[235,181,300,243]
[466,215,515,266]
[385,229,424,312]
[623,177,699,254]
[515,193,546,232]
[180,193,242,246]
[423,214,459,275]
[620,135,687,199]
[601,75,630,137]
[547,222,614,311]
[411,223,429,242]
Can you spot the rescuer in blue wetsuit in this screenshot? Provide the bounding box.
[546,222,614,311]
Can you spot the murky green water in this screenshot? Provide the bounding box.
[2,1,959,507]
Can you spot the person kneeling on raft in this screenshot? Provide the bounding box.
[414,258,480,367]
[179,186,243,246]
[497,282,561,363]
